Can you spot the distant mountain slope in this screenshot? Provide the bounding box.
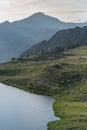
[22,26,87,56]
[0,12,87,62]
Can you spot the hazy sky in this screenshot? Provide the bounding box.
[0,0,87,23]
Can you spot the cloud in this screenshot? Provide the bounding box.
[0,0,87,22]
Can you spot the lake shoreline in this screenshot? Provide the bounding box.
[0,82,59,130]
[1,81,87,130]
[0,49,87,130]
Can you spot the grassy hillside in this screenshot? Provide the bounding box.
[0,46,87,130]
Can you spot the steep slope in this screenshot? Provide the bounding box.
[22,26,87,56]
[0,12,87,62]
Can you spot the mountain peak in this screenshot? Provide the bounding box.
[1,21,10,25]
[29,12,62,23]
[32,12,45,16]
[13,12,61,24]
[29,12,46,19]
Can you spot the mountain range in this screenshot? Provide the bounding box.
[0,12,87,62]
[22,26,87,56]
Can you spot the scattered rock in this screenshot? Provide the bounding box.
[45,64,62,71]
[64,104,68,107]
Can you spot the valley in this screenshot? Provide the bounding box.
[0,13,87,62]
[0,0,87,129]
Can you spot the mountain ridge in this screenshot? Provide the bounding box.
[0,12,87,62]
[22,26,87,56]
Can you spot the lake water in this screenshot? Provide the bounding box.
[0,83,58,130]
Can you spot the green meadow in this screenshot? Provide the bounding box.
[0,46,87,130]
